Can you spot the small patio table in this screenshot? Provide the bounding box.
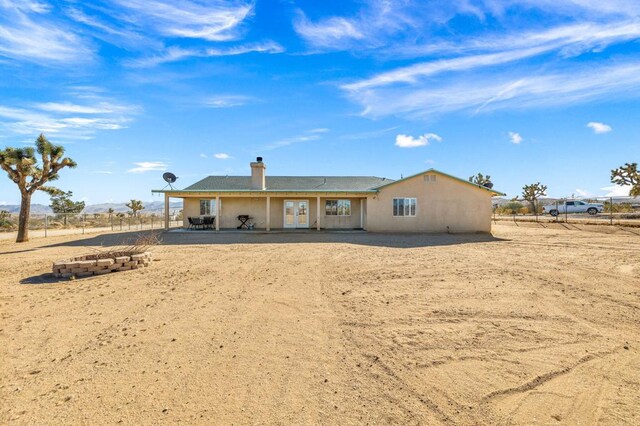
[237,215,251,229]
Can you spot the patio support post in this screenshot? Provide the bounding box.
[317,196,321,231]
[360,199,364,229]
[266,196,271,231]
[164,193,170,230]
[215,195,220,231]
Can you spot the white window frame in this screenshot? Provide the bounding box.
[393,198,417,217]
[200,199,213,216]
[325,199,351,216]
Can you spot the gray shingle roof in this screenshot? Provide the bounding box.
[184,176,394,192]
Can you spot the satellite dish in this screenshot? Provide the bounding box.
[162,172,178,189]
[163,172,177,183]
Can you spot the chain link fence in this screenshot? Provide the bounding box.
[0,211,183,240]
[492,197,640,227]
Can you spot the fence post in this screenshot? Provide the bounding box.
[82,214,85,234]
[111,216,114,231]
[128,217,131,230]
[610,196,613,226]
[44,214,48,238]
[151,216,154,229]
[565,200,568,224]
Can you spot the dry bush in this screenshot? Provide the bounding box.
[88,231,162,259]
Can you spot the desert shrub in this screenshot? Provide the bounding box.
[89,231,162,259]
[495,201,525,215]
[604,202,635,213]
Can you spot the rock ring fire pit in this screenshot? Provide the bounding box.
[52,251,152,278]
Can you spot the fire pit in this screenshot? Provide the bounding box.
[52,251,152,278]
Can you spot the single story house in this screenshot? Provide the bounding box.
[153,157,504,233]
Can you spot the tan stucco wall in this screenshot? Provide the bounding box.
[179,177,491,232]
[182,196,365,229]
[183,197,268,229]
[365,173,493,233]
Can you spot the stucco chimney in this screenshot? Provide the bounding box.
[250,157,266,190]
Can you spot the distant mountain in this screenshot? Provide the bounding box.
[82,201,183,214]
[0,201,183,215]
[0,204,52,214]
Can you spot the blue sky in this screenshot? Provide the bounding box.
[1,0,639,206]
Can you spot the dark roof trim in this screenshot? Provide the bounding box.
[373,168,506,196]
[151,189,377,194]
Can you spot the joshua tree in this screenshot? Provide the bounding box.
[611,163,640,197]
[468,173,493,188]
[0,134,76,242]
[0,210,10,227]
[107,207,115,219]
[50,190,85,225]
[522,182,547,217]
[126,199,145,217]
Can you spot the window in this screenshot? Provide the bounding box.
[200,199,213,215]
[424,174,437,183]
[325,199,351,216]
[566,201,575,206]
[393,198,417,217]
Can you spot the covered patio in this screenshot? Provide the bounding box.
[159,191,369,232]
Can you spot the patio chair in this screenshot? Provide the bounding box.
[188,217,203,230]
[203,216,215,229]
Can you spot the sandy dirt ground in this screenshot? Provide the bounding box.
[1,223,639,425]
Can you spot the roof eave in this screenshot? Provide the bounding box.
[151,189,379,194]
[373,168,506,196]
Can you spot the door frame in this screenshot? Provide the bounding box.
[283,199,310,229]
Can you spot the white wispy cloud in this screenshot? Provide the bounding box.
[0,1,93,64]
[587,121,612,133]
[63,1,279,67]
[202,95,253,109]
[294,15,364,49]
[112,0,253,42]
[293,1,424,51]
[342,19,640,93]
[214,153,231,159]
[262,128,327,151]
[35,101,135,114]
[127,161,168,173]
[127,41,284,67]
[343,61,640,119]
[395,133,442,148]
[328,2,640,120]
[295,1,640,55]
[509,132,523,144]
[575,188,591,197]
[0,91,140,140]
[340,126,398,140]
[65,7,159,50]
[390,20,640,59]
[601,184,633,197]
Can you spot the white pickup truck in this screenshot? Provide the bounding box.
[544,200,605,216]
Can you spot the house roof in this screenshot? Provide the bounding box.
[183,176,393,192]
[152,169,505,196]
[374,168,506,196]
